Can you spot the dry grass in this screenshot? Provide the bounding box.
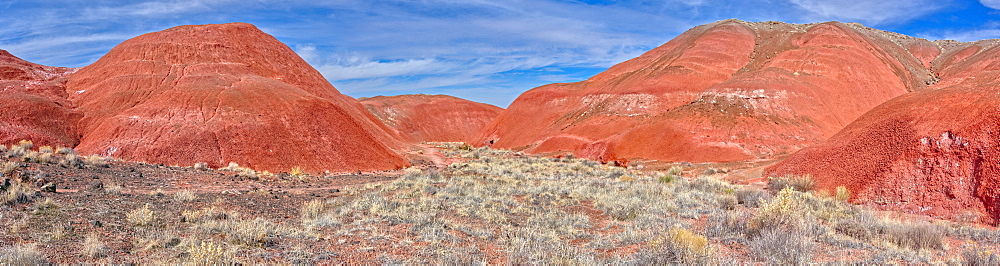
[2,180,36,205]
[0,243,47,265]
[174,190,198,202]
[767,175,816,192]
[81,233,109,259]
[127,203,157,226]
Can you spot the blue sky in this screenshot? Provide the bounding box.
[3,0,1000,107]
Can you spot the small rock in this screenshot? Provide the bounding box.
[1,178,10,191]
[41,183,56,193]
[91,220,102,227]
[329,188,340,193]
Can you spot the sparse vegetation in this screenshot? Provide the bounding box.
[81,233,109,258]
[767,174,816,192]
[174,190,197,202]
[0,243,47,265]
[127,203,157,226]
[0,141,997,264]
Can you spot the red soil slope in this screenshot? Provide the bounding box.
[478,20,935,164]
[767,40,1000,224]
[360,95,503,143]
[66,23,408,173]
[0,50,80,147]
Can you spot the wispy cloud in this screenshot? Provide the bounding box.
[789,0,951,26]
[0,0,979,106]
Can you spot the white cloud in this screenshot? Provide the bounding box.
[789,0,950,25]
[982,0,1000,9]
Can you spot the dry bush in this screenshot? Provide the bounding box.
[963,244,1000,266]
[33,198,59,215]
[185,241,230,265]
[1,161,18,176]
[767,175,816,192]
[835,186,851,201]
[193,162,210,171]
[174,190,197,202]
[0,243,47,265]
[834,211,882,241]
[197,217,288,247]
[104,183,124,195]
[736,187,769,208]
[81,234,109,259]
[301,199,328,224]
[884,222,944,250]
[127,203,157,226]
[83,155,108,167]
[748,187,810,236]
[707,208,752,240]
[748,227,814,265]
[59,154,84,168]
[56,147,76,155]
[2,180,36,205]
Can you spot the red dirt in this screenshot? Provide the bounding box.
[477,20,934,164]
[0,50,80,147]
[360,94,503,143]
[65,23,408,173]
[766,40,1000,225]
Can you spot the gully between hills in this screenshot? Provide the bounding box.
[2,20,1000,225]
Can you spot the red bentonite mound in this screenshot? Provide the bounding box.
[767,40,1000,224]
[477,20,935,164]
[0,50,80,147]
[360,94,503,143]
[66,23,408,172]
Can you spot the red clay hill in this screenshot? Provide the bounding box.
[477,20,937,164]
[767,39,1000,224]
[360,95,503,143]
[0,50,80,147]
[65,23,408,173]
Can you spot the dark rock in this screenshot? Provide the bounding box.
[90,220,102,227]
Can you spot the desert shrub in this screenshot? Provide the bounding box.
[884,222,944,250]
[186,241,229,265]
[301,199,326,221]
[193,162,210,171]
[0,243,47,265]
[37,146,53,154]
[653,227,712,264]
[83,155,108,167]
[748,187,811,236]
[834,211,882,241]
[127,203,157,226]
[290,166,305,179]
[707,208,752,240]
[2,180,35,205]
[835,186,851,201]
[59,154,84,168]
[56,147,76,155]
[81,234,109,259]
[767,175,816,192]
[748,227,814,265]
[33,198,59,215]
[174,190,197,202]
[963,244,1000,266]
[735,187,769,208]
[1,161,18,176]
